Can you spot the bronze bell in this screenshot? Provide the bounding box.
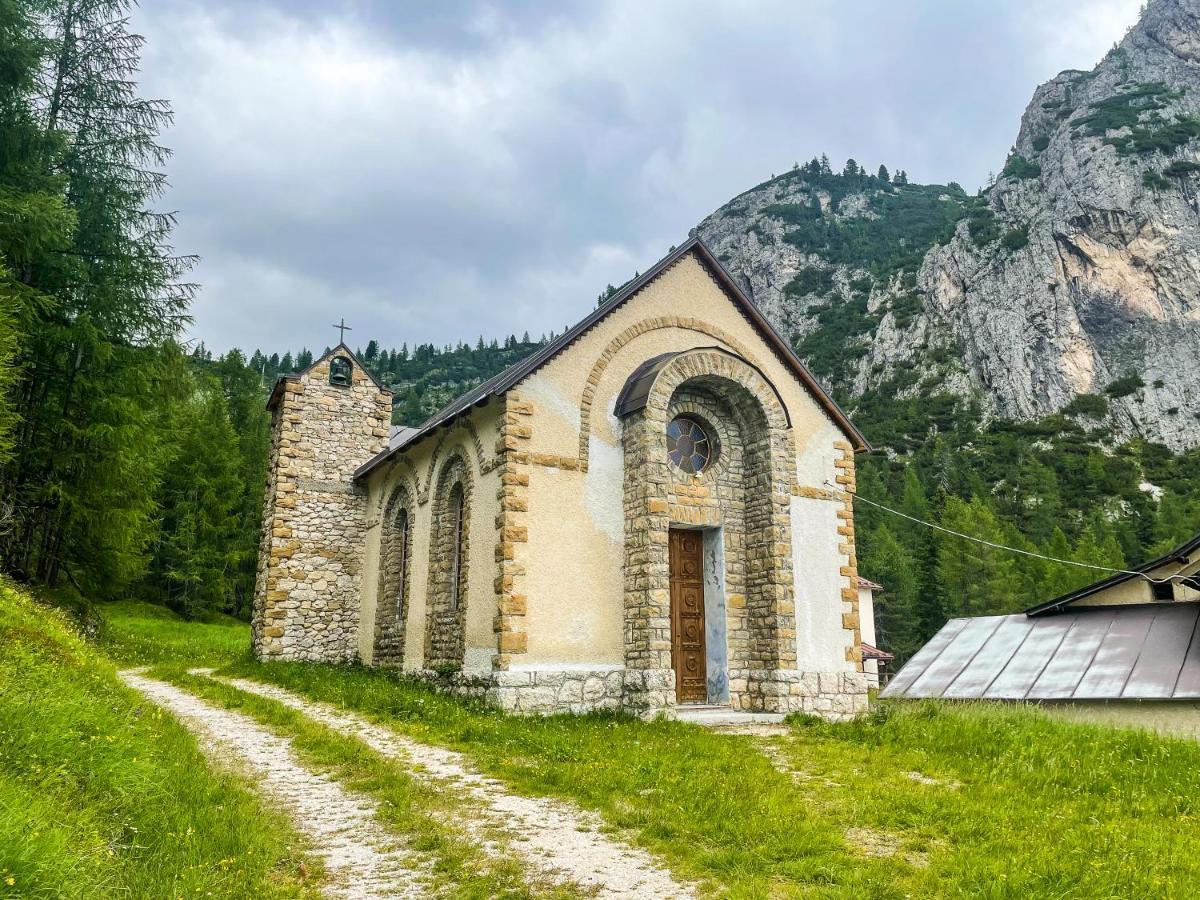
[329,357,352,386]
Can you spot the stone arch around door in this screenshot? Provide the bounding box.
[425,451,472,670]
[618,348,797,712]
[374,482,415,665]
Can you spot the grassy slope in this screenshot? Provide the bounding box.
[98,599,250,667]
[0,582,317,899]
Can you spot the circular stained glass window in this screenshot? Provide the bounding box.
[667,416,714,475]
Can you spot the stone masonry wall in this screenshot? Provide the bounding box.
[372,485,414,666]
[253,348,392,662]
[424,454,472,670]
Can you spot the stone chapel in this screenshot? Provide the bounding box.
[252,238,872,717]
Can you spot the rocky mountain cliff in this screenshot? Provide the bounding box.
[696,0,1200,451]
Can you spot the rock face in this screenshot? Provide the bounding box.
[697,0,1200,450]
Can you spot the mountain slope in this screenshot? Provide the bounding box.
[697,0,1200,451]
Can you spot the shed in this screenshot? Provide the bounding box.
[882,530,1200,737]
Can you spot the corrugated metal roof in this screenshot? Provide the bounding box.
[880,604,1200,701]
[352,237,869,481]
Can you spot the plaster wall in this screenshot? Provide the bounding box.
[791,496,853,670]
[1062,558,1200,608]
[703,527,730,703]
[516,251,859,682]
[521,465,624,666]
[356,403,503,674]
[858,586,879,681]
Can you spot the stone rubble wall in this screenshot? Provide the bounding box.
[253,349,392,663]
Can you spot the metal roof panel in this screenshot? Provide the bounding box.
[1123,605,1197,698]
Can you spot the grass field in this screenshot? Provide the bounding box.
[0,581,318,899]
[8,589,1200,897]
[97,598,251,667]
[224,657,1200,898]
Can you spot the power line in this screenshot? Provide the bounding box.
[833,483,1192,586]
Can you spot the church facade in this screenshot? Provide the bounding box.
[253,239,871,717]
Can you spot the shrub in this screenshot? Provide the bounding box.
[1032,135,1050,152]
[967,207,1001,247]
[1164,159,1200,176]
[1001,153,1042,179]
[1002,226,1030,251]
[890,292,924,328]
[784,266,836,298]
[1063,393,1109,418]
[1105,373,1146,398]
[1143,169,1171,190]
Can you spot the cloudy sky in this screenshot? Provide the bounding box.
[132,0,1144,356]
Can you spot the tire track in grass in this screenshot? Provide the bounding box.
[196,670,696,899]
[120,669,429,899]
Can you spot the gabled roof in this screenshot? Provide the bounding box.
[1026,530,1200,617]
[355,237,869,480]
[881,604,1200,701]
[266,342,389,411]
[856,576,884,591]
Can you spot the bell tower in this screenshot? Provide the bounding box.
[252,342,393,662]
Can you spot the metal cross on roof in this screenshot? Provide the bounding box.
[332,318,352,344]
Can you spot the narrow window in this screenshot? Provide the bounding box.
[449,484,465,610]
[396,508,409,609]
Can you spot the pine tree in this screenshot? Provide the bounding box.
[1,0,194,591]
[0,0,74,469]
[152,379,242,616]
[862,525,922,661]
[877,164,890,183]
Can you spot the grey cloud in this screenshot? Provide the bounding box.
[132,0,1142,355]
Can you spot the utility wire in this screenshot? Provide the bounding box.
[832,483,1192,586]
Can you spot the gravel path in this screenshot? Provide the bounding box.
[119,669,429,899]
[197,670,695,899]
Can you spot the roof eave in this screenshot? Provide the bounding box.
[354,235,871,480]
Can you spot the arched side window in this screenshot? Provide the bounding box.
[395,507,410,609]
[329,355,353,386]
[448,483,465,610]
[426,455,471,670]
[373,486,414,666]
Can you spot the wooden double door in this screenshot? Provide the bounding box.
[669,528,707,704]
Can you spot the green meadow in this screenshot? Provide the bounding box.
[4,582,1199,898]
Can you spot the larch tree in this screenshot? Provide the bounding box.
[0,0,193,593]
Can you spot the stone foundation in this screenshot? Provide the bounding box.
[735,668,869,719]
[411,665,866,718]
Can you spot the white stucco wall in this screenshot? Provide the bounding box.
[513,252,862,677]
[356,403,502,673]
[792,495,854,670]
[857,586,879,682]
